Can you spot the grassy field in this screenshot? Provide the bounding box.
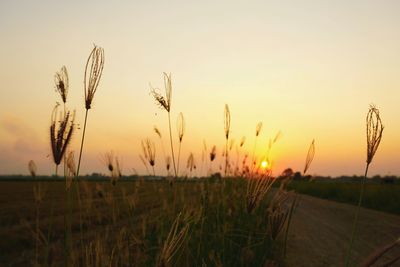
[288,180,400,215]
[0,178,399,266]
[0,178,290,266]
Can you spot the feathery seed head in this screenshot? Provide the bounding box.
[273,131,282,144]
[50,105,75,166]
[142,138,156,167]
[54,66,69,104]
[210,145,217,162]
[255,122,263,137]
[102,151,115,172]
[66,151,76,190]
[166,156,171,171]
[66,151,76,177]
[177,112,185,142]
[84,44,105,110]
[187,153,195,172]
[115,156,122,178]
[224,104,231,140]
[157,212,191,267]
[303,139,315,175]
[28,160,37,177]
[154,126,162,138]
[240,136,246,147]
[366,105,384,165]
[151,72,172,112]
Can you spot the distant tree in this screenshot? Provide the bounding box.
[382,177,395,184]
[293,171,302,180]
[281,168,294,178]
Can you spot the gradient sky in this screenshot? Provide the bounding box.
[1,0,400,176]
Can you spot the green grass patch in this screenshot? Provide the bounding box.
[288,180,400,215]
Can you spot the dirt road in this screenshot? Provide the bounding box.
[285,194,400,267]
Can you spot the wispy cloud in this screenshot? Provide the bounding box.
[0,114,47,174]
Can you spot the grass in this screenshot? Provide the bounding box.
[287,180,400,215]
[0,178,289,266]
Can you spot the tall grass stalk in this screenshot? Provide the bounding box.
[176,112,185,175]
[76,44,104,177]
[151,73,177,178]
[224,104,231,177]
[345,105,383,267]
[168,112,177,177]
[74,45,104,263]
[251,122,262,174]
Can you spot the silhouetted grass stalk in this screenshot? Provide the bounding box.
[177,112,185,175]
[251,122,262,174]
[224,104,231,177]
[345,105,383,267]
[151,73,177,178]
[75,45,104,262]
[168,113,177,178]
[76,44,104,177]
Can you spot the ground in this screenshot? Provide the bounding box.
[0,180,399,266]
[286,194,400,266]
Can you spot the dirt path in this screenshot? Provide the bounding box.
[285,194,400,267]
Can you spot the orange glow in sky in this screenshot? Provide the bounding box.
[0,1,400,176]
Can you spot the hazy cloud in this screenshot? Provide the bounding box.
[0,114,47,174]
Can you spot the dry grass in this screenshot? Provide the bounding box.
[346,105,384,267]
[150,73,177,179]
[54,65,69,104]
[84,45,105,110]
[49,105,75,175]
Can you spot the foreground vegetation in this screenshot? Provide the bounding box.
[1,178,399,266]
[0,178,299,266]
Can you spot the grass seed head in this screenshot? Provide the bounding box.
[166,156,171,171]
[28,160,37,177]
[210,145,217,162]
[256,121,263,137]
[142,138,156,167]
[240,136,246,147]
[54,65,69,104]
[303,139,315,175]
[158,212,191,267]
[66,151,76,190]
[84,44,105,110]
[366,105,384,165]
[102,151,115,172]
[151,72,172,112]
[154,126,162,138]
[229,139,235,151]
[187,153,195,172]
[224,104,231,140]
[177,112,185,142]
[50,105,75,166]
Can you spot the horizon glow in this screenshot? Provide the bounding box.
[1,0,400,176]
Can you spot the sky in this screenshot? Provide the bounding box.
[0,0,400,177]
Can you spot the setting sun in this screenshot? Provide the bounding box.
[261,160,268,169]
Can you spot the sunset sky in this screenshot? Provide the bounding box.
[1,0,399,176]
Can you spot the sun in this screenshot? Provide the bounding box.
[260,160,268,169]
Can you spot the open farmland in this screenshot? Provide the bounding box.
[0,179,399,266]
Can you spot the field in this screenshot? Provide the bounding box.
[1,178,399,266]
[288,180,400,215]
